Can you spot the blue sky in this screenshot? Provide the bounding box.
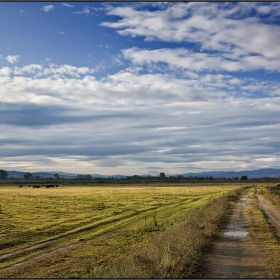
[1,2,280,175]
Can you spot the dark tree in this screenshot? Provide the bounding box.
[85,174,92,180]
[240,175,248,180]
[77,174,92,180]
[0,170,8,179]
[54,173,60,179]
[24,172,33,180]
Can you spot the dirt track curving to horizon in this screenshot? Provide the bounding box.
[201,188,280,278]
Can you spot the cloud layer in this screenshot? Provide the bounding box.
[102,2,280,73]
[1,62,280,174]
[1,2,280,175]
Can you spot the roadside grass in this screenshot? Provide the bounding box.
[248,188,280,278]
[0,184,242,278]
[261,183,280,209]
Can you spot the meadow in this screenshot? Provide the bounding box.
[0,183,244,278]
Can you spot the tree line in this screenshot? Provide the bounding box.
[0,169,278,182]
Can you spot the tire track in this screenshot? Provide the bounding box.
[0,206,156,264]
[0,197,204,273]
[0,237,99,273]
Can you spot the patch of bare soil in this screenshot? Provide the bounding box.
[201,192,275,278]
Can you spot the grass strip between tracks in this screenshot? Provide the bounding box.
[248,186,280,278]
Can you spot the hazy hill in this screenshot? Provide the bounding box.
[6,170,126,179]
[181,168,280,179]
[5,168,280,179]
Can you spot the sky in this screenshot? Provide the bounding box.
[1,2,280,176]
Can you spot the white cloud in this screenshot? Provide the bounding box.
[270,88,280,96]
[122,47,280,74]
[87,51,95,59]
[53,64,94,77]
[62,3,75,8]
[91,6,104,11]
[73,6,90,15]
[255,157,276,162]
[14,64,43,75]
[98,44,112,49]
[0,64,96,82]
[41,5,54,12]
[6,55,20,64]
[1,63,278,107]
[255,3,280,17]
[188,111,202,115]
[57,31,65,35]
[155,127,187,130]
[101,2,280,72]
[0,67,12,76]
[111,54,124,66]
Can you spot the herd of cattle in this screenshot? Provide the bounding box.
[18,184,64,188]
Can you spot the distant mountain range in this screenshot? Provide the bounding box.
[4,168,280,179]
[181,168,280,179]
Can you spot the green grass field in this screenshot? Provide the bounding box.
[0,183,244,278]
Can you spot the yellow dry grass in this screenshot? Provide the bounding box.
[0,183,242,278]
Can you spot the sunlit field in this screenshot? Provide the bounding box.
[0,184,244,278]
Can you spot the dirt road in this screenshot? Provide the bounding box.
[201,189,279,278]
